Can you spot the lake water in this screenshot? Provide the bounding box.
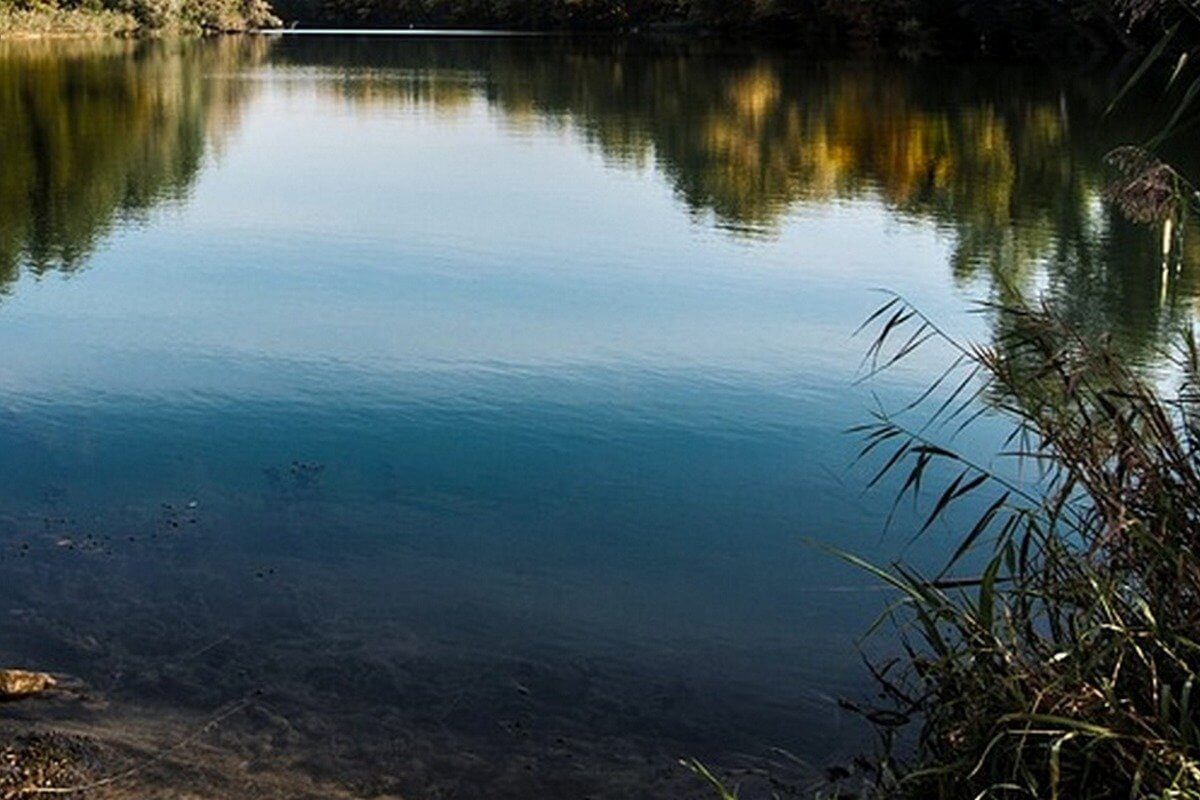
[0,34,1193,799]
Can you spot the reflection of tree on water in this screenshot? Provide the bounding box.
[0,37,269,288]
[270,39,1112,237]
[1,35,1195,362]
[273,36,1198,362]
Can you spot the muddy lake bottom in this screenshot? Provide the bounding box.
[0,523,844,799]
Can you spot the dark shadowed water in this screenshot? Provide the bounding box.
[0,34,1195,799]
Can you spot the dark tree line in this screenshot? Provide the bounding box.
[271,0,1197,60]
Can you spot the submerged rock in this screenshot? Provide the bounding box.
[0,670,56,700]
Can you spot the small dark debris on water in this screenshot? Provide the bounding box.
[160,500,200,533]
[263,460,326,501]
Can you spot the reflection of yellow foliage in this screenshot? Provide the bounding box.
[290,46,1091,252]
[7,36,1195,360]
[280,38,1196,356]
[726,67,779,123]
[0,37,267,286]
[328,70,476,119]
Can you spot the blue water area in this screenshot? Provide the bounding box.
[0,33,1183,798]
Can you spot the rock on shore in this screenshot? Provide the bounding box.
[0,670,56,700]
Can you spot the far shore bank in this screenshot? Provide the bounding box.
[0,0,1181,61]
[0,8,137,37]
[1,0,278,38]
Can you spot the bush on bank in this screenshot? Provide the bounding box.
[0,0,277,34]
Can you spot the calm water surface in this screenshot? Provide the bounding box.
[0,34,1194,798]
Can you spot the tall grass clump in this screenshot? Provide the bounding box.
[836,294,1200,799]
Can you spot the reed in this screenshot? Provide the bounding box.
[827,293,1200,799]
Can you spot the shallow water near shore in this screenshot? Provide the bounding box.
[0,33,1195,798]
